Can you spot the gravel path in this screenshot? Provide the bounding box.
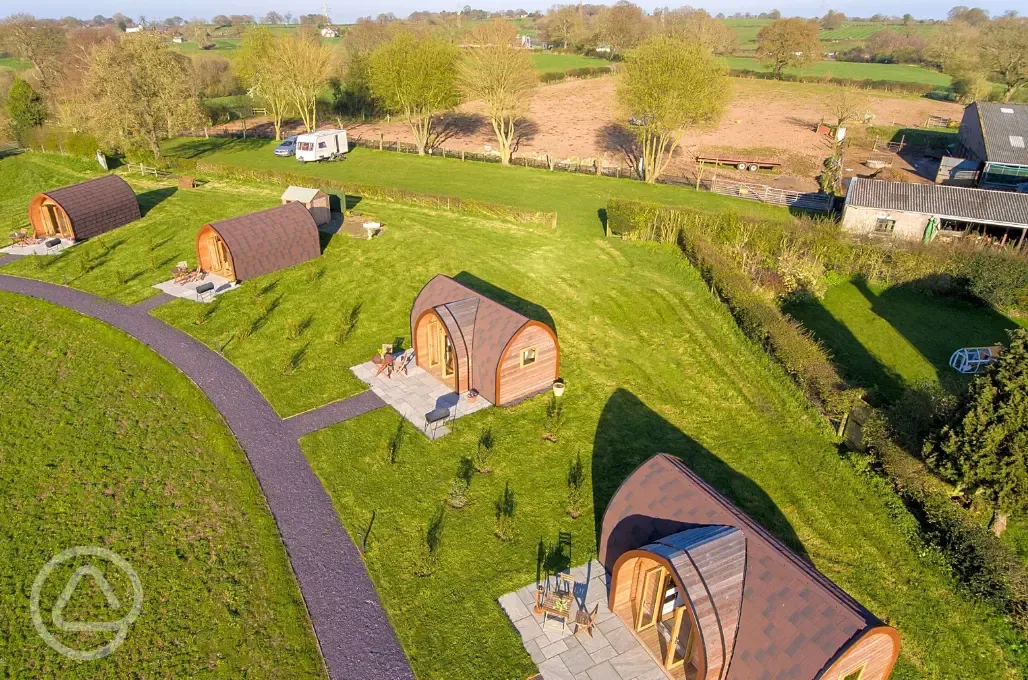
[0,274,414,680]
[285,391,386,438]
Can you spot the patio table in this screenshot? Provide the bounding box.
[372,353,395,377]
[538,591,573,630]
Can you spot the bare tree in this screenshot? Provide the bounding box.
[824,87,866,127]
[596,1,649,59]
[234,26,293,139]
[280,32,334,132]
[458,20,537,165]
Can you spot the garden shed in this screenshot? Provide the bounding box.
[600,454,901,680]
[28,174,140,241]
[196,202,320,283]
[281,185,331,226]
[409,274,559,406]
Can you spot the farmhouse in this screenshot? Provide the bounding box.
[410,274,558,406]
[28,174,140,241]
[321,27,339,38]
[842,178,1028,244]
[600,454,900,680]
[281,186,331,226]
[195,202,320,282]
[957,102,1028,190]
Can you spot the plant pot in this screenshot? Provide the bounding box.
[552,381,566,397]
[467,390,479,403]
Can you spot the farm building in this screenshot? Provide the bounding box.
[28,175,140,241]
[957,102,1028,190]
[281,186,331,226]
[195,202,320,283]
[600,454,901,680]
[321,27,339,38]
[410,274,559,406]
[843,178,1028,244]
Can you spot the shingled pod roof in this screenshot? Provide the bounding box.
[600,454,900,680]
[30,174,140,240]
[201,202,321,281]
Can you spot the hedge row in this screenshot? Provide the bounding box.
[607,199,859,419]
[729,68,937,95]
[538,66,614,84]
[23,126,100,158]
[186,161,558,228]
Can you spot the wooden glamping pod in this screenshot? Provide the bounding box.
[281,185,331,226]
[196,202,320,283]
[410,274,559,406]
[601,454,901,680]
[28,175,140,241]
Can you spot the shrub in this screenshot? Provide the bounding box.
[566,454,585,519]
[386,416,406,464]
[474,427,494,473]
[335,301,362,345]
[494,482,517,541]
[728,68,936,96]
[414,505,446,577]
[542,394,565,442]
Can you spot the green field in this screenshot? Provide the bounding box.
[725,55,951,86]
[726,18,940,53]
[4,150,1028,678]
[0,290,324,678]
[0,55,32,73]
[784,280,1024,404]
[530,52,609,73]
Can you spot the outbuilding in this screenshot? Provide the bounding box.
[410,274,559,406]
[196,202,320,283]
[842,177,1028,244]
[601,453,901,680]
[28,175,140,241]
[281,185,331,226]
[957,102,1028,190]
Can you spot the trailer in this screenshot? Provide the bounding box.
[295,129,349,163]
[695,156,781,172]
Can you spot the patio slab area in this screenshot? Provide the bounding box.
[153,274,237,303]
[498,560,667,680]
[1,238,75,256]
[350,357,490,439]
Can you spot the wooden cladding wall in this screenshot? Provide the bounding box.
[497,323,558,405]
[821,628,901,680]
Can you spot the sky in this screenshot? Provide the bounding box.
[17,0,1024,24]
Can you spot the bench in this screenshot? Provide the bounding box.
[195,281,215,302]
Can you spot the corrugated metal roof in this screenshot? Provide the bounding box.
[847,178,1028,226]
[281,186,323,203]
[977,102,1028,165]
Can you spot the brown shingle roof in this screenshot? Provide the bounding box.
[205,202,320,281]
[600,454,892,680]
[410,275,534,404]
[39,175,140,240]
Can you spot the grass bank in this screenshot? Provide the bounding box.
[0,292,324,678]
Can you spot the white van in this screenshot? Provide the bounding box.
[295,129,349,163]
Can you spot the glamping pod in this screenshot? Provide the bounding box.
[281,185,331,226]
[196,202,320,283]
[28,175,140,241]
[601,454,900,680]
[410,274,559,406]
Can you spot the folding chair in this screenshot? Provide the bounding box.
[393,349,415,376]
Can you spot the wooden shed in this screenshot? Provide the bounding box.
[28,175,140,241]
[409,275,559,406]
[601,454,901,680]
[196,202,320,283]
[281,185,331,226]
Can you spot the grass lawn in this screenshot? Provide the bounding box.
[784,279,1025,404]
[0,292,324,678]
[530,52,610,73]
[725,56,951,86]
[0,55,32,73]
[5,151,1028,678]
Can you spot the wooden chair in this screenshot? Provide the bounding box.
[574,603,599,638]
[394,349,415,376]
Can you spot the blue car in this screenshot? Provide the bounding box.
[273,136,298,157]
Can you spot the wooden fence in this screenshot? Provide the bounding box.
[695,176,834,212]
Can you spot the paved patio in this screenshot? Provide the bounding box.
[153,273,237,303]
[350,357,490,439]
[499,561,667,680]
[1,238,75,256]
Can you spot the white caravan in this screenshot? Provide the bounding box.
[295,129,349,163]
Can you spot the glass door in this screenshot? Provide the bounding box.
[635,565,665,631]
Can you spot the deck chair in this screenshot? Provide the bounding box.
[393,349,415,376]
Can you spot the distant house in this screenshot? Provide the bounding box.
[842,177,1028,245]
[321,27,339,38]
[601,454,901,680]
[957,102,1028,190]
[172,35,184,43]
[124,26,141,33]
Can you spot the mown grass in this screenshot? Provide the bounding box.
[530,52,610,73]
[724,56,952,86]
[784,279,1024,403]
[5,151,1028,679]
[0,292,324,679]
[0,55,32,73]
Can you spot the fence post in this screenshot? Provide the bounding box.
[461,150,465,162]
[379,133,383,151]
